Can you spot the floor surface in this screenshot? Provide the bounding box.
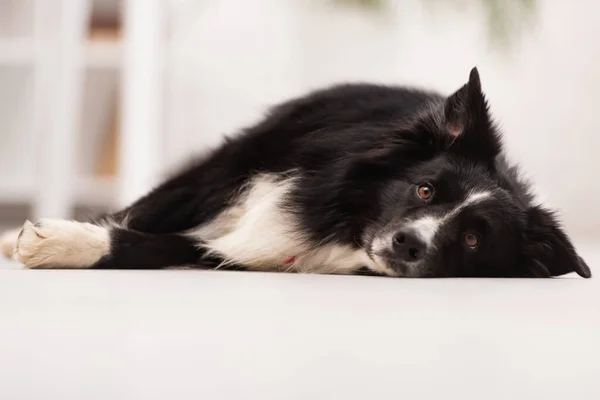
[1,246,599,399]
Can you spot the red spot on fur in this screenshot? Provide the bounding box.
[283,256,296,264]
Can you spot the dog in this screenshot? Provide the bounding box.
[0,68,592,278]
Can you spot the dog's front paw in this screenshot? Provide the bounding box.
[15,219,110,269]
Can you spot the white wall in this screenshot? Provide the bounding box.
[164,0,600,239]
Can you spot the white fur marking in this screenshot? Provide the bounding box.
[291,244,390,275]
[462,191,491,206]
[406,216,442,246]
[188,174,384,275]
[371,235,391,255]
[406,191,492,246]
[198,174,303,269]
[15,218,110,269]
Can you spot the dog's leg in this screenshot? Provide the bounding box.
[91,228,202,269]
[14,218,201,269]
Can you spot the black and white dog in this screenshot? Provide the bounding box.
[0,68,592,278]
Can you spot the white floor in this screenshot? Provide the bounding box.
[1,246,599,400]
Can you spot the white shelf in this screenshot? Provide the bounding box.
[0,39,122,70]
[0,38,35,66]
[0,2,124,218]
[0,175,117,207]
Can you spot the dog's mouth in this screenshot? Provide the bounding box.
[370,251,431,277]
[364,245,419,278]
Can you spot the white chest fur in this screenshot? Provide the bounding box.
[187,173,380,275]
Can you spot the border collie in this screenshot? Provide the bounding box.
[0,68,592,278]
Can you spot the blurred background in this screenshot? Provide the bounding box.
[0,0,598,244]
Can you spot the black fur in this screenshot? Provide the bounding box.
[92,67,591,278]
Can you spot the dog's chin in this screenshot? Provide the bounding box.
[370,252,430,278]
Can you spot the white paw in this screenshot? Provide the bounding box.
[15,218,110,269]
[1,228,21,259]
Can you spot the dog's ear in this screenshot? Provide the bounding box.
[444,67,502,162]
[520,205,591,278]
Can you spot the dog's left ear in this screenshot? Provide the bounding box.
[444,67,502,162]
[521,205,591,278]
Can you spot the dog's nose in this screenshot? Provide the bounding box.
[393,229,426,262]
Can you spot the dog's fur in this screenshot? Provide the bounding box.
[0,68,592,278]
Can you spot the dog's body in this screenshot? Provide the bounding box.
[0,68,592,278]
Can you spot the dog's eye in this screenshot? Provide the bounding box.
[417,184,434,200]
[463,232,479,249]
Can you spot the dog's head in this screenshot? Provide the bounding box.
[364,68,591,278]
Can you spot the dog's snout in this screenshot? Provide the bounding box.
[393,229,426,262]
